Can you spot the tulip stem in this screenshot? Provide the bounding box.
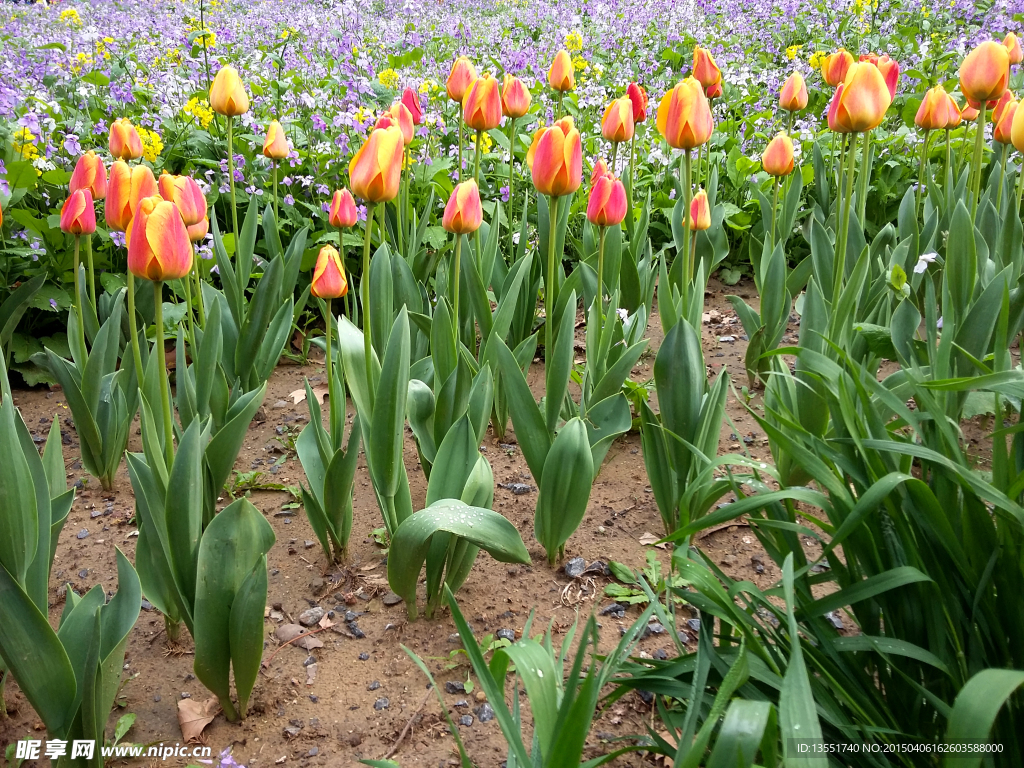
[770,177,780,248]
[226,116,239,247]
[362,202,377,401]
[1015,161,1024,214]
[183,269,197,350]
[398,149,408,255]
[545,195,560,362]
[272,161,279,223]
[339,227,352,323]
[325,297,337,444]
[457,116,464,182]
[610,142,618,176]
[154,281,174,467]
[452,234,463,347]
[193,261,206,327]
[628,132,636,216]
[72,235,86,355]
[856,130,871,226]
[970,106,987,219]
[997,143,1008,213]
[507,116,516,261]
[833,134,859,306]
[683,150,693,287]
[944,129,952,192]
[473,130,483,274]
[836,135,847,217]
[84,234,96,321]
[916,129,931,219]
[596,225,607,332]
[556,92,564,121]
[127,271,145,398]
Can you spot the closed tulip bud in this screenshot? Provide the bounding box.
[656,77,714,150]
[627,82,648,122]
[210,65,249,116]
[1011,99,1024,151]
[526,116,583,197]
[329,189,358,228]
[961,41,1010,104]
[311,245,348,299]
[690,189,711,231]
[705,82,723,99]
[187,217,209,243]
[945,92,964,128]
[590,158,610,185]
[860,53,900,99]
[962,103,980,121]
[387,101,416,144]
[442,179,483,234]
[548,49,575,92]
[995,100,1018,143]
[463,74,502,132]
[106,161,157,232]
[263,120,290,159]
[822,48,854,87]
[158,173,206,227]
[602,96,635,143]
[401,87,423,125]
[586,173,627,227]
[126,196,193,281]
[831,63,892,133]
[69,151,107,200]
[993,89,1016,125]
[60,189,96,235]
[447,56,477,103]
[762,132,795,176]
[108,118,143,161]
[916,85,956,130]
[692,46,722,90]
[827,83,844,131]
[349,126,405,203]
[779,72,808,112]
[1004,32,1023,65]
[501,74,532,118]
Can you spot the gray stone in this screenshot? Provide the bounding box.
[382,591,403,606]
[445,681,465,694]
[298,607,324,627]
[564,557,586,579]
[496,628,515,642]
[459,715,473,726]
[373,698,389,710]
[474,703,495,723]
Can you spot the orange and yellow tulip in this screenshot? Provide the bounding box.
[60,189,96,235]
[779,72,808,112]
[822,49,854,87]
[442,179,483,234]
[108,118,143,161]
[627,82,648,122]
[263,120,290,159]
[601,96,635,143]
[348,126,405,203]
[960,40,1010,104]
[501,74,532,119]
[187,218,209,243]
[762,132,795,177]
[106,161,157,232]
[386,101,416,145]
[859,53,900,99]
[158,173,206,228]
[210,65,249,116]
[590,158,610,186]
[1009,99,1024,151]
[915,85,961,131]
[548,49,575,92]
[402,87,423,125]
[1004,32,1023,65]
[690,189,711,231]
[329,189,358,228]
[310,245,348,299]
[126,196,193,281]
[69,151,107,200]
[527,116,583,197]
[995,100,1018,143]
[586,173,627,227]
[447,57,478,103]
[692,46,721,90]
[993,89,1016,125]
[829,63,892,133]
[656,77,714,150]
[463,74,502,132]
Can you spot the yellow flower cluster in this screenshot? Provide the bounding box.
[70,52,93,75]
[378,68,399,89]
[280,26,297,40]
[153,47,184,69]
[13,128,39,160]
[95,37,113,61]
[59,7,81,27]
[471,131,493,154]
[137,127,163,163]
[183,97,215,129]
[572,54,589,72]
[419,78,440,94]
[565,31,583,53]
[808,50,827,69]
[786,44,800,60]
[184,18,215,48]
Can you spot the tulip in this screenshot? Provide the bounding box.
[401,87,423,125]
[590,158,610,185]
[962,103,980,121]
[822,49,854,87]
[210,65,249,116]
[60,189,96,235]
[501,74,532,118]
[349,126,405,203]
[961,41,1010,103]
[1011,100,1024,152]
[158,174,206,227]
[830,63,892,133]
[446,56,477,103]
[779,72,808,112]
[108,118,143,161]
[442,179,483,235]
[106,161,157,232]
[944,92,964,128]
[704,82,723,99]
[311,245,348,299]
[329,189,358,228]
[126,196,193,282]
[462,74,502,133]
[387,101,416,145]
[762,132,794,177]
[527,116,583,198]
[1005,32,1023,65]
[263,120,289,159]
[692,46,722,90]
[827,83,843,132]
[915,85,959,131]
[627,82,648,122]
[992,89,1016,126]
[187,218,209,243]
[994,99,1017,143]
[689,189,711,231]
[69,151,107,200]
[586,173,627,227]
[860,53,900,99]
[602,96,635,145]
[656,77,714,150]
[548,49,575,93]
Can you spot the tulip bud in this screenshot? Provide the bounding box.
[548,49,575,92]
[601,96,635,143]
[126,196,193,281]
[401,87,423,125]
[627,82,648,122]
[705,82,723,99]
[961,103,980,121]
[779,72,808,112]
[310,245,348,299]
[349,126,405,203]
[961,41,1011,104]
[1011,98,1024,151]
[995,100,1018,143]
[329,189,358,228]
[692,46,722,90]
[158,174,207,228]
[210,65,250,116]
[108,118,143,161]
[830,63,892,133]
[827,83,844,132]
[442,179,483,234]
[463,74,502,132]
[915,85,959,131]
[1004,32,1023,65]
[187,217,209,243]
[762,132,795,176]
[106,161,157,232]
[586,173,627,227]
[859,53,900,99]
[656,77,714,150]
[944,92,964,128]
[690,189,711,231]
[501,74,532,119]
[69,151,107,200]
[447,57,478,103]
[822,49,854,87]
[993,89,1016,125]
[263,120,290,160]
[590,158,610,186]
[387,101,416,144]
[60,189,96,235]
[526,116,583,197]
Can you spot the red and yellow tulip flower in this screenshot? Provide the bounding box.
[158,173,206,228]
[106,161,158,232]
[527,116,583,197]
[310,245,348,299]
[501,74,532,119]
[1004,32,1023,65]
[442,179,483,234]
[762,132,795,177]
[586,173,627,227]
[463,74,502,132]
[548,49,575,92]
[126,197,193,282]
[915,85,961,131]
[779,72,808,112]
[689,189,711,231]
[692,46,721,91]
[349,126,405,203]
[447,56,477,103]
[822,49,854,87]
[859,53,900,100]
[627,82,649,122]
[602,96,635,143]
[108,118,143,161]
[829,63,892,133]
[69,151,107,200]
[263,120,290,159]
[401,87,423,125]
[656,77,713,150]
[960,40,1010,104]
[329,189,358,228]
[210,65,250,116]
[60,189,96,235]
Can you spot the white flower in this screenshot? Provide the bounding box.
[617,308,628,322]
[913,252,938,274]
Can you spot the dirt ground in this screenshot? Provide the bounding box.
[0,278,823,767]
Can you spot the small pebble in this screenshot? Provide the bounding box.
[367,681,381,691]
[459,715,473,727]
[475,703,495,722]
[496,629,515,642]
[76,529,89,539]
[563,557,586,579]
[445,681,466,694]
[358,652,369,661]
[298,607,324,627]
[373,698,389,710]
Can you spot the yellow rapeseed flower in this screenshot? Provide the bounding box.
[137,127,163,163]
[378,68,399,89]
[565,31,583,53]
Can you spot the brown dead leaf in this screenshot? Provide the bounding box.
[275,623,324,650]
[177,697,220,743]
[317,614,335,630]
[290,385,329,405]
[639,531,667,549]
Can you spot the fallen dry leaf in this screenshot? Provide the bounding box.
[275,623,324,650]
[317,614,335,630]
[177,697,220,743]
[290,384,329,405]
[639,531,667,550]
